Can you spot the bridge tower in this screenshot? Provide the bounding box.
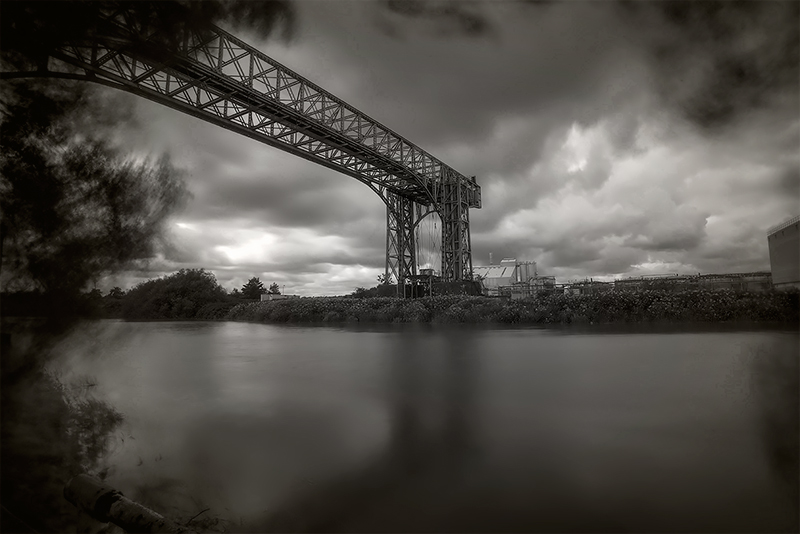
[1,2,481,295]
[385,170,477,294]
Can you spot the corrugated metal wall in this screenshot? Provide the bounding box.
[768,220,800,287]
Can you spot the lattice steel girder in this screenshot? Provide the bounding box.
[440,170,474,282]
[2,1,482,285]
[32,1,481,209]
[386,193,419,295]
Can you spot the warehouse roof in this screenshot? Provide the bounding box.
[473,265,516,280]
[767,214,799,235]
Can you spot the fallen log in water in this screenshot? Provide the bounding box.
[64,475,195,534]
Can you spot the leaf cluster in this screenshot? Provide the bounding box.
[122,268,231,320]
[1,81,189,303]
[1,1,294,73]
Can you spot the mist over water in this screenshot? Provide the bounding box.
[53,322,799,532]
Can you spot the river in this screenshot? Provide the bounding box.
[53,321,799,532]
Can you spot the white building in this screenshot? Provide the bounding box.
[473,258,538,296]
[768,215,800,290]
[260,294,299,302]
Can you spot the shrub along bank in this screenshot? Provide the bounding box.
[121,269,238,321]
[226,289,799,325]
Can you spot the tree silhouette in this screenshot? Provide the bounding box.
[241,277,266,299]
[107,286,125,299]
[122,269,227,319]
[0,79,188,534]
[1,80,189,320]
[268,282,281,295]
[0,3,294,532]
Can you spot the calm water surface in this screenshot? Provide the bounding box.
[54,321,799,532]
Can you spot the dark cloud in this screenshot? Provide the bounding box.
[202,0,295,39]
[691,227,771,274]
[544,240,603,267]
[199,178,381,230]
[624,227,706,253]
[274,0,645,178]
[621,0,799,130]
[380,0,495,38]
[62,0,797,293]
[776,167,800,199]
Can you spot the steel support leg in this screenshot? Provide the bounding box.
[439,171,473,282]
[385,192,418,296]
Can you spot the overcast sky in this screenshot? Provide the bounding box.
[102,0,799,296]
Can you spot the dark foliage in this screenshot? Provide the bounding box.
[196,300,239,321]
[0,75,186,534]
[99,287,127,318]
[122,268,233,320]
[351,281,480,298]
[1,363,124,533]
[352,286,380,299]
[0,1,294,531]
[268,282,281,295]
[241,277,267,300]
[1,80,189,325]
[228,289,800,325]
[1,0,294,74]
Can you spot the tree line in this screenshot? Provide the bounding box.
[88,270,282,320]
[233,277,281,300]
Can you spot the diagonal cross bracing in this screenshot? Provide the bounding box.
[6,2,481,287]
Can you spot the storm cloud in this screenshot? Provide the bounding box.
[88,0,797,294]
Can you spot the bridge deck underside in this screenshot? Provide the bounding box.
[4,2,480,289]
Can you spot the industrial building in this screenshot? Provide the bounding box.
[563,279,614,296]
[474,255,778,299]
[260,294,300,302]
[473,258,553,297]
[473,258,520,296]
[767,215,800,290]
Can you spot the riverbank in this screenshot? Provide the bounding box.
[226,289,799,325]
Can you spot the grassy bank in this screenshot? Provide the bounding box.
[226,289,799,325]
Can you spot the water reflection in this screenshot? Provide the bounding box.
[750,338,800,505]
[387,329,478,472]
[52,322,799,533]
[257,328,480,532]
[440,330,477,467]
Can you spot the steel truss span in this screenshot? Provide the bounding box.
[3,2,480,292]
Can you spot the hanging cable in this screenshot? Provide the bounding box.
[415,218,420,273]
[433,218,439,275]
[425,215,432,269]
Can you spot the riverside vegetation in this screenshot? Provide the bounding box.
[78,267,800,325]
[226,289,800,325]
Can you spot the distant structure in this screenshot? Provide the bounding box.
[476,267,773,298]
[261,294,300,302]
[563,279,614,296]
[473,258,519,296]
[474,256,777,299]
[767,215,800,290]
[473,258,554,297]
